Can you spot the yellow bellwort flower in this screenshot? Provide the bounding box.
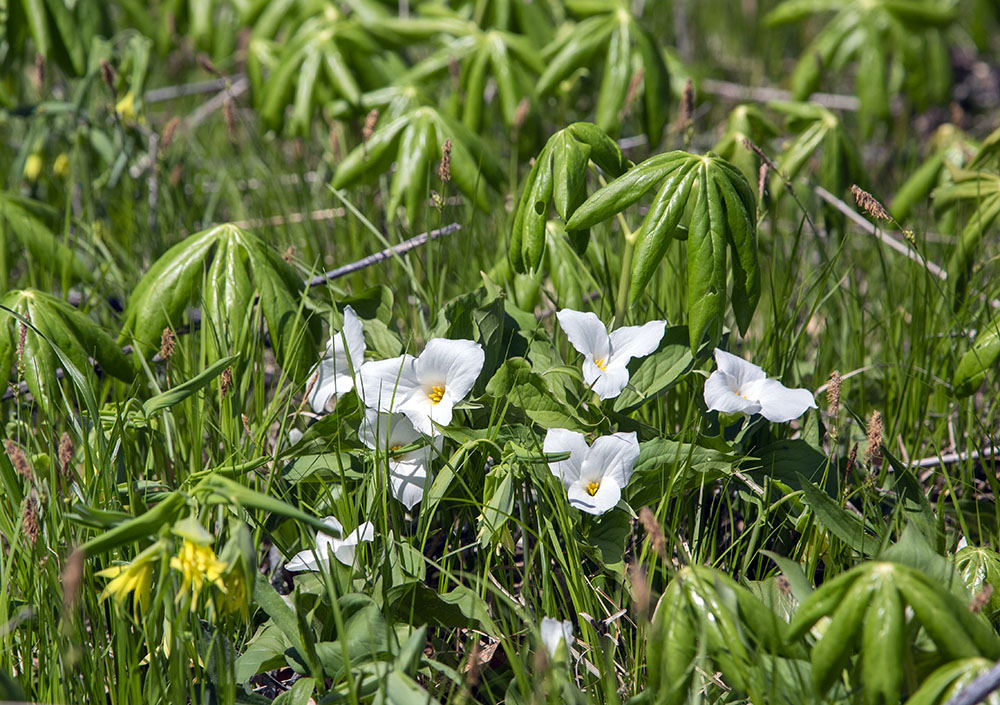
[170,539,228,609]
[97,542,164,614]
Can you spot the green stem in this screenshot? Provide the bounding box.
[613,215,637,328]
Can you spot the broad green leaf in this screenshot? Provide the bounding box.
[798,475,879,556]
[486,357,585,430]
[80,492,187,556]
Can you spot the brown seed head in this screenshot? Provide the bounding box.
[758,163,769,199]
[621,68,646,121]
[22,494,40,547]
[220,367,233,400]
[329,127,340,159]
[677,77,694,129]
[283,245,295,264]
[742,138,780,172]
[970,584,994,613]
[639,507,667,561]
[161,117,180,150]
[850,185,890,222]
[513,98,530,133]
[169,163,183,187]
[223,97,236,141]
[58,432,74,477]
[197,55,220,76]
[826,370,842,417]
[160,327,176,361]
[465,639,482,687]
[438,139,452,183]
[99,60,116,92]
[242,413,252,437]
[35,53,45,91]
[845,442,858,485]
[864,411,883,465]
[362,109,379,143]
[62,547,84,612]
[17,319,28,363]
[5,440,32,480]
[627,560,651,620]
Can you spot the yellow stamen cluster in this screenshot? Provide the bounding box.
[169,540,228,609]
[586,481,601,496]
[428,385,445,404]
[593,357,608,371]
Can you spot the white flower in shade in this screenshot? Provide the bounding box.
[285,517,374,571]
[307,305,365,413]
[360,409,441,510]
[358,338,485,436]
[556,309,665,400]
[703,349,817,423]
[543,428,640,515]
[540,617,574,658]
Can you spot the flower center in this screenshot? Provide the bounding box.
[428,385,445,404]
[586,480,601,496]
[390,444,402,451]
[593,357,608,371]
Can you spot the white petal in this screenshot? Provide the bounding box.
[582,432,640,488]
[416,338,485,403]
[340,305,366,373]
[306,357,351,413]
[540,617,574,658]
[398,394,444,436]
[750,378,817,423]
[713,349,766,387]
[557,309,610,362]
[288,428,303,446]
[357,356,420,412]
[285,550,319,572]
[320,516,344,536]
[359,408,388,450]
[390,456,433,510]
[567,477,621,515]
[584,360,630,400]
[704,370,761,415]
[332,522,375,566]
[608,320,666,365]
[543,428,589,485]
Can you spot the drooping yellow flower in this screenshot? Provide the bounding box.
[169,539,227,609]
[23,154,42,182]
[97,542,163,614]
[53,153,69,179]
[114,91,139,124]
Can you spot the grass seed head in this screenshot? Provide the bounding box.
[465,639,481,687]
[159,327,176,361]
[220,367,233,400]
[677,77,694,130]
[17,319,28,363]
[621,68,646,121]
[850,185,890,221]
[639,507,667,561]
[363,109,379,143]
[865,411,883,465]
[5,440,32,480]
[99,60,116,92]
[845,442,859,484]
[22,494,40,547]
[161,117,180,150]
[62,547,84,612]
[58,432,74,477]
[970,584,994,612]
[758,163,768,199]
[513,98,530,133]
[826,370,842,417]
[35,53,45,91]
[438,139,452,183]
[197,55,219,76]
[224,97,236,142]
[627,560,651,620]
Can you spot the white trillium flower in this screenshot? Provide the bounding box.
[360,409,441,510]
[285,517,374,571]
[540,617,574,658]
[358,338,485,436]
[543,428,640,515]
[307,305,366,413]
[703,349,817,423]
[556,309,666,400]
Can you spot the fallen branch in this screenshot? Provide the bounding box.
[813,186,948,281]
[944,660,1000,705]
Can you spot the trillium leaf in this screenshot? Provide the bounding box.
[486,358,585,430]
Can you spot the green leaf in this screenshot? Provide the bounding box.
[486,358,586,430]
[861,581,904,705]
[142,354,239,416]
[80,492,187,556]
[798,475,879,556]
[810,575,873,693]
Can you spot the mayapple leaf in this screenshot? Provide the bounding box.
[0,290,133,415]
[953,318,1000,398]
[511,123,629,272]
[121,223,320,384]
[569,151,759,350]
[0,193,93,284]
